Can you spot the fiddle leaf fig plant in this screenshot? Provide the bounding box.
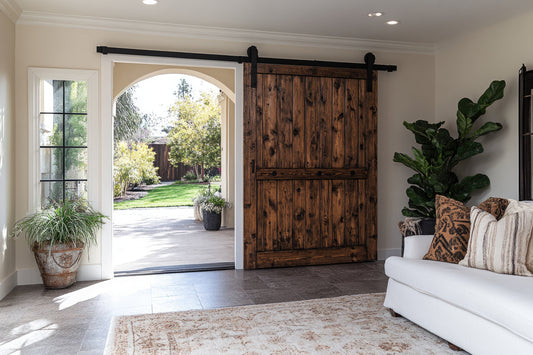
[394,80,505,218]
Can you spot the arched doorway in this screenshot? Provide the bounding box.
[111,64,236,275]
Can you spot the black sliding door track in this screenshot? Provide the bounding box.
[97,45,397,91]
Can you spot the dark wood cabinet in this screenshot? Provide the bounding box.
[519,65,533,200]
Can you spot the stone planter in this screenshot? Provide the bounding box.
[32,242,84,289]
[194,203,203,221]
[202,210,222,231]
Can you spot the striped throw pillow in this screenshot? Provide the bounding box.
[459,206,533,276]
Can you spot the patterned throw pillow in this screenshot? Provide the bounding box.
[459,207,533,276]
[423,195,509,263]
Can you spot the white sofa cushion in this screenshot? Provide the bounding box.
[385,256,533,343]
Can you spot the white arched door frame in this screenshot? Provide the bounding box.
[100,54,244,278]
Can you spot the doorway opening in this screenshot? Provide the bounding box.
[110,65,236,276]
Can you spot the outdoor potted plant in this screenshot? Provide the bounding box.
[11,199,107,289]
[200,193,231,231]
[192,188,211,221]
[393,80,505,235]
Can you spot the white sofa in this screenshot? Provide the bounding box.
[384,235,533,355]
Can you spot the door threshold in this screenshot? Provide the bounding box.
[114,262,235,277]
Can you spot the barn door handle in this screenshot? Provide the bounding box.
[251,160,255,173]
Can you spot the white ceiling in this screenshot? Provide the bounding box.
[12,0,533,44]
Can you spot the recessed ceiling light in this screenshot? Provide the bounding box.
[143,0,158,5]
[368,12,383,17]
[386,20,400,25]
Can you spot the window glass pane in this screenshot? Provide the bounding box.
[64,148,87,179]
[41,181,63,208]
[41,80,63,113]
[40,148,63,180]
[65,181,87,201]
[40,114,63,146]
[65,115,87,146]
[64,81,88,113]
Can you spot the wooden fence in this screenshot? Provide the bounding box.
[148,143,194,181]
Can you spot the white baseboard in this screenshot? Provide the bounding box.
[0,271,17,300]
[378,248,401,260]
[17,264,104,286]
[77,264,102,281]
[17,268,42,285]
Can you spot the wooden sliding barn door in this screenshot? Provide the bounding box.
[243,63,377,269]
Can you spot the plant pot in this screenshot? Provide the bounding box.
[202,210,221,231]
[32,242,84,289]
[419,218,436,235]
[399,217,436,237]
[194,203,203,221]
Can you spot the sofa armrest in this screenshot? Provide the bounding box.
[403,235,434,259]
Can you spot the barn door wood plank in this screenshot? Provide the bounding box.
[243,63,258,268]
[278,75,294,250]
[366,74,378,259]
[292,76,306,250]
[345,79,360,246]
[331,78,346,247]
[305,77,320,169]
[256,247,367,268]
[262,75,279,168]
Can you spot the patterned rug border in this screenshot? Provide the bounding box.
[104,292,457,354]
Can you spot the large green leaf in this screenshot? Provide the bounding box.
[450,174,490,202]
[402,207,426,218]
[478,80,505,107]
[471,121,503,140]
[456,108,473,137]
[393,152,425,174]
[451,141,483,166]
[458,98,484,122]
[404,120,444,145]
[406,186,431,205]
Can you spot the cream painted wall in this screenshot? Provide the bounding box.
[14,23,435,278]
[0,10,16,296]
[435,11,533,204]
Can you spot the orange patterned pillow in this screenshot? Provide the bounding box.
[423,195,509,263]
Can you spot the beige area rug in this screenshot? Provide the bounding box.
[105,293,458,354]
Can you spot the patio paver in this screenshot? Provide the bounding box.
[113,207,234,273]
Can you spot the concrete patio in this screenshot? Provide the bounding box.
[112,207,234,274]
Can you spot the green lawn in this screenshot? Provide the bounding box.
[114,182,211,210]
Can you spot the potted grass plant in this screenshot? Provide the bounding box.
[11,198,107,289]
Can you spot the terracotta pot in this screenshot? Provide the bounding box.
[32,242,84,289]
[202,210,221,231]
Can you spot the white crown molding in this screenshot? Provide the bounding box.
[18,11,435,55]
[0,0,22,23]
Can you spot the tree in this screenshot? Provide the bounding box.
[174,78,192,100]
[114,87,144,143]
[167,91,221,179]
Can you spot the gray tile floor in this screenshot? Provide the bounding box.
[0,261,388,354]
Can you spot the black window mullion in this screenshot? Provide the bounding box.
[39,80,88,207]
[62,81,66,202]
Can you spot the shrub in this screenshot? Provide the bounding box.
[183,170,198,182]
[114,141,160,197]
